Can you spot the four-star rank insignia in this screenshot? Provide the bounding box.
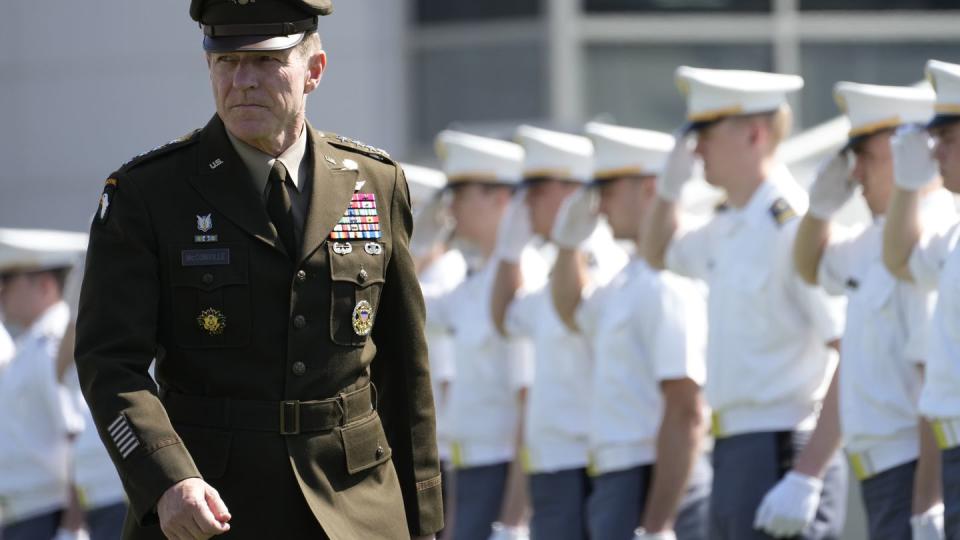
[197,308,227,336]
[352,300,374,336]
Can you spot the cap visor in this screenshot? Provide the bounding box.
[203,32,305,53]
[927,114,960,131]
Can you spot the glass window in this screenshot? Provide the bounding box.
[415,0,540,23]
[799,43,960,128]
[413,43,547,144]
[800,0,955,10]
[584,0,770,13]
[584,44,773,132]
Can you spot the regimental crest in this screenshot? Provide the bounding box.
[197,214,213,233]
[352,300,374,336]
[197,308,227,336]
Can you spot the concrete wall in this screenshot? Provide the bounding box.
[0,1,407,232]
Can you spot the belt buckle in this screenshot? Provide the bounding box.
[280,400,301,435]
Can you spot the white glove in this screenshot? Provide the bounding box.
[808,153,856,219]
[493,191,534,263]
[753,471,823,538]
[633,527,677,540]
[53,529,90,540]
[656,135,697,202]
[410,194,452,259]
[488,522,530,540]
[911,503,945,540]
[892,126,939,191]
[551,187,600,249]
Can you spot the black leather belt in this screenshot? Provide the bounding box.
[163,384,375,435]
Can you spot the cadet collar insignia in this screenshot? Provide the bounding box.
[845,277,860,291]
[715,199,730,213]
[333,242,353,255]
[96,178,118,225]
[107,413,141,460]
[197,308,226,335]
[352,300,374,336]
[769,198,796,226]
[330,192,382,240]
[194,213,219,243]
[364,242,382,256]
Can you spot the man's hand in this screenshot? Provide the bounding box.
[493,191,534,263]
[656,135,697,202]
[158,478,231,540]
[808,153,856,219]
[892,126,939,191]
[551,187,599,249]
[911,503,945,540]
[754,471,822,537]
[634,528,677,540]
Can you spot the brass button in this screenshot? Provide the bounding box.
[358,268,368,283]
[375,446,384,459]
[296,270,307,282]
[293,315,306,329]
[292,361,306,376]
[201,273,214,285]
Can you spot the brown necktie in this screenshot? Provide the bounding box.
[266,160,298,259]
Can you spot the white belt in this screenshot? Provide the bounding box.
[932,417,960,450]
[711,404,816,439]
[846,437,918,480]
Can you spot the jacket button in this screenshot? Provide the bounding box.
[201,273,214,285]
[296,270,307,282]
[375,445,384,459]
[292,361,306,376]
[293,315,306,329]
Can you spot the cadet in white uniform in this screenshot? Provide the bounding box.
[883,59,960,539]
[406,162,468,540]
[490,126,627,540]
[794,82,948,539]
[549,123,711,540]
[644,67,848,540]
[0,321,12,371]
[0,228,85,539]
[425,131,544,540]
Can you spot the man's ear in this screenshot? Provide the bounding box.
[304,51,327,94]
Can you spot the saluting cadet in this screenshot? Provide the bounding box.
[644,67,848,540]
[426,130,544,540]
[0,320,12,372]
[489,126,627,540]
[883,59,960,539]
[793,81,949,539]
[405,162,467,540]
[549,123,710,540]
[75,1,443,538]
[0,228,86,539]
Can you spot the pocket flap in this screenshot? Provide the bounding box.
[170,244,248,291]
[341,412,392,474]
[328,242,385,287]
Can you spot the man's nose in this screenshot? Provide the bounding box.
[233,62,258,90]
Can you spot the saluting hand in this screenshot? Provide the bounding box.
[891,126,939,191]
[807,153,856,219]
[656,134,698,202]
[551,187,599,249]
[158,478,231,540]
[493,190,535,263]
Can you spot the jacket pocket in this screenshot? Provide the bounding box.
[174,424,232,480]
[169,244,251,348]
[328,241,386,346]
[340,411,392,475]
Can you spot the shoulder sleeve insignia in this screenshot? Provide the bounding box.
[769,198,797,226]
[96,177,119,225]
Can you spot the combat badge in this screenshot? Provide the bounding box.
[195,213,219,243]
[364,242,382,256]
[197,308,227,335]
[352,300,374,336]
[96,178,118,225]
[333,242,353,255]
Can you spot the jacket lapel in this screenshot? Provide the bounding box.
[300,124,359,264]
[187,115,285,255]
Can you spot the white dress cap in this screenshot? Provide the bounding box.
[0,229,88,275]
[833,82,934,144]
[926,59,960,129]
[400,162,447,211]
[675,66,804,128]
[515,125,594,184]
[435,130,524,186]
[585,122,674,181]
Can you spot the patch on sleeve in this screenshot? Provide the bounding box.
[96,177,119,225]
[769,198,796,226]
[107,413,141,459]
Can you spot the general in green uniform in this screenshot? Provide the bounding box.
[74,1,443,539]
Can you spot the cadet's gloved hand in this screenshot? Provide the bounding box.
[633,527,677,540]
[808,153,856,219]
[911,503,945,540]
[551,187,599,249]
[488,522,530,540]
[410,193,452,259]
[892,126,939,191]
[656,135,697,202]
[494,190,534,263]
[158,477,231,540]
[753,471,822,538]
